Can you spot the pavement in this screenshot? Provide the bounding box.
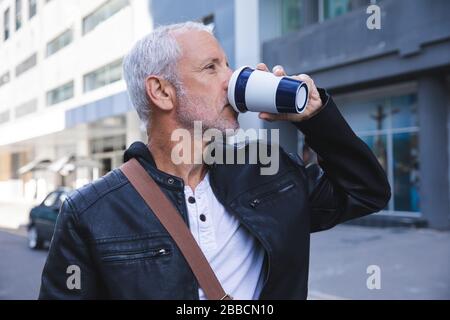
[0,227,47,300]
[0,200,35,230]
[0,200,449,300]
[309,225,450,299]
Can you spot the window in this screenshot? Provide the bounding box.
[59,193,67,205]
[0,72,10,88]
[15,0,22,30]
[15,53,37,77]
[46,81,74,106]
[29,0,37,19]
[82,0,129,35]
[321,0,351,21]
[15,99,37,118]
[43,191,65,209]
[43,191,59,207]
[83,58,123,92]
[281,0,303,35]
[4,8,10,41]
[91,135,126,154]
[340,94,420,214]
[46,29,73,57]
[0,110,10,124]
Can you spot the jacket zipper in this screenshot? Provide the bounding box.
[249,181,296,208]
[101,248,170,262]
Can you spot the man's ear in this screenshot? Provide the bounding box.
[145,76,176,112]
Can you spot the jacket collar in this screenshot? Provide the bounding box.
[124,141,185,190]
[124,141,156,166]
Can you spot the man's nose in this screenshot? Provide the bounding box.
[223,66,233,90]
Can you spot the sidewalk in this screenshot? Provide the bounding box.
[1,200,449,299]
[309,224,450,299]
[0,200,35,230]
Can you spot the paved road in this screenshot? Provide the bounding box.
[0,224,449,300]
[0,228,47,300]
[309,225,450,299]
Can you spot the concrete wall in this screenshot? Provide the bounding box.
[262,0,450,91]
[262,0,450,228]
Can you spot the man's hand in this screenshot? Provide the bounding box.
[256,63,325,123]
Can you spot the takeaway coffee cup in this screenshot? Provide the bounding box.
[228,66,309,114]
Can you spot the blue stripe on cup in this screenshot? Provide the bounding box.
[234,67,253,113]
[275,77,304,113]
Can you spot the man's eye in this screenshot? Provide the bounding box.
[205,64,216,70]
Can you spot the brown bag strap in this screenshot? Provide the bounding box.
[120,158,232,300]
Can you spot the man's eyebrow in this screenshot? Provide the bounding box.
[198,57,226,66]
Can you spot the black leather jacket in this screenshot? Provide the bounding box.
[39,90,390,300]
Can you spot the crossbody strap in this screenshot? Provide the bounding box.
[120,158,232,300]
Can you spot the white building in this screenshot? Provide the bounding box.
[0,0,150,202]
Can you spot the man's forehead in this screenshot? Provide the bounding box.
[173,30,226,64]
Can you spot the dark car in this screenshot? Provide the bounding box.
[27,188,71,249]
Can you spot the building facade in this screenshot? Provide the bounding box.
[152,0,450,229]
[1,0,448,229]
[262,0,450,229]
[0,0,150,202]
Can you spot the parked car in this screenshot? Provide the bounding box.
[27,187,71,249]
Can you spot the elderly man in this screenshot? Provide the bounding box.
[39,22,390,300]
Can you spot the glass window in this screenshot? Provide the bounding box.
[46,29,73,57]
[52,192,65,209]
[91,134,126,154]
[322,0,351,21]
[281,0,303,35]
[46,81,74,106]
[361,134,388,177]
[15,0,22,30]
[340,98,388,132]
[83,58,123,92]
[15,99,37,118]
[59,193,67,204]
[43,192,59,207]
[0,72,10,88]
[390,95,418,129]
[0,110,10,124]
[82,0,129,35]
[28,0,37,19]
[4,8,10,41]
[339,93,420,214]
[15,53,37,77]
[393,132,420,212]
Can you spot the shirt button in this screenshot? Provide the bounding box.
[199,214,206,222]
[188,196,196,204]
[167,178,175,185]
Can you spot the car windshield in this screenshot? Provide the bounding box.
[43,192,59,207]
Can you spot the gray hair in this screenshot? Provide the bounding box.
[123,21,213,131]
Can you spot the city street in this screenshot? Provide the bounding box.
[0,227,47,300]
[309,224,450,299]
[0,222,449,300]
[0,0,449,304]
